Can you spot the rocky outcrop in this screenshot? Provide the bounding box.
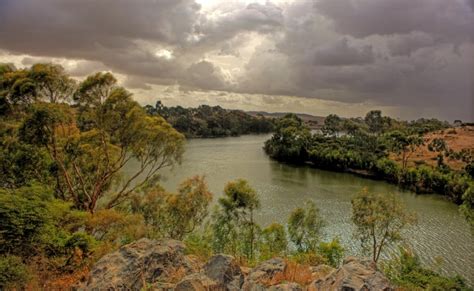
[84,240,392,291]
[242,258,288,290]
[83,238,198,290]
[308,257,393,291]
[176,254,244,290]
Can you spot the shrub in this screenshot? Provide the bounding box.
[383,247,469,290]
[260,223,288,260]
[0,255,29,289]
[288,201,325,253]
[0,186,52,255]
[184,230,213,261]
[318,238,344,267]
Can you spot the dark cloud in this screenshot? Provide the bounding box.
[0,0,472,120]
[316,0,474,42]
[313,38,374,66]
[183,60,231,91]
[387,31,435,56]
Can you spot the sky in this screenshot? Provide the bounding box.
[0,0,473,121]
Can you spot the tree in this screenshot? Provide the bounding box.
[0,67,37,109]
[365,110,384,135]
[20,73,185,213]
[288,201,325,253]
[260,223,288,259]
[322,114,342,136]
[428,138,448,168]
[264,114,311,162]
[29,63,76,103]
[384,131,424,171]
[318,238,345,267]
[351,190,416,263]
[162,176,212,240]
[212,179,261,260]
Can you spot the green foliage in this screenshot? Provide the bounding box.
[460,185,474,231]
[0,255,29,290]
[146,102,274,137]
[13,67,185,212]
[0,120,52,188]
[0,185,52,255]
[260,223,288,260]
[288,201,325,253]
[211,179,261,261]
[351,191,417,263]
[322,114,342,136]
[384,130,424,170]
[164,176,213,239]
[131,176,212,240]
[264,114,311,162]
[29,63,76,103]
[318,238,344,267]
[184,229,214,261]
[383,247,470,290]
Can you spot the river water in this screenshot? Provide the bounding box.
[126,134,473,282]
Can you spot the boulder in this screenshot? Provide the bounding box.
[175,273,220,291]
[84,238,198,290]
[267,283,303,291]
[242,258,287,291]
[308,257,393,291]
[310,264,335,280]
[204,254,244,290]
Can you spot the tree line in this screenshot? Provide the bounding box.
[145,101,274,138]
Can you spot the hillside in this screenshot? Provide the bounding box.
[392,126,474,170]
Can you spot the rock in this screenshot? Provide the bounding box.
[268,283,303,290]
[310,264,335,280]
[242,258,287,291]
[175,273,220,291]
[204,254,244,290]
[84,238,198,290]
[308,257,393,291]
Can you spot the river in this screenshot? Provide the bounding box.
[125,134,473,282]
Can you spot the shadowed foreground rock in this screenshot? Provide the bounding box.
[83,239,392,290]
[83,238,199,290]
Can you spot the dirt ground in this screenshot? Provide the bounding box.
[391,126,474,170]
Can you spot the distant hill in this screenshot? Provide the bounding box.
[246,111,325,129]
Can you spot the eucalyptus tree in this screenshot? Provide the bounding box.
[212,179,261,260]
[287,200,325,253]
[322,114,342,136]
[20,71,185,213]
[384,130,424,171]
[351,190,416,263]
[29,63,76,103]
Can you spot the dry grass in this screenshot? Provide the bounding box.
[390,126,474,170]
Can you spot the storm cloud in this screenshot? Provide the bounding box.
[0,0,472,120]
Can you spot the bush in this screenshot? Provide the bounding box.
[0,186,52,255]
[383,247,469,290]
[184,230,213,261]
[0,255,29,289]
[318,238,344,267]
[260,223,288,260]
